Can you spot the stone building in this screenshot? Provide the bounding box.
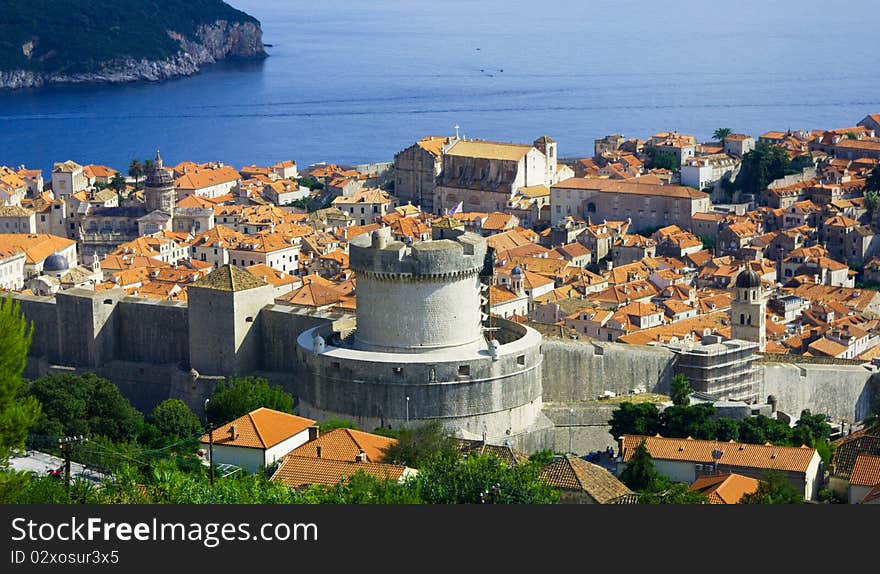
[144,151,176,215]
[667,336,762,403]
[550,178,710,232]
[393,135,452,215]
[435,136,558,215]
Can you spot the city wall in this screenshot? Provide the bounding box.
[12,290,879,454]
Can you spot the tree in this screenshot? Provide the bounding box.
[646,146,679,171]
[638,480,709,504]
[608,402,662,440]
[21,373,143,449]
[0,298,41,465]
[318,418,359,432]
[413,452,559,504]
[147,399,202,443]
[866,165,880,193]
[733,141,797,195]
[660,403,717,440]
[110,172,127,193]
[619,439,660,491]
[205,376,294,424]
[381,420,460,468]
[128,159,144,188]
[741,471,803,504]
[713,128,732,143]
[670,373,692,406]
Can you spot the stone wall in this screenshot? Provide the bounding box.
[762,362,878,422]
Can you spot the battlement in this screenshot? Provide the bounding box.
[349,227,486,279]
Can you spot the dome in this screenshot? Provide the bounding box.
[43,253,69,273]
[511,266,524,276]
[735,268,761,288]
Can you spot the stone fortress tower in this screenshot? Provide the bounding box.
[296,226,547,444]
[731,268,766,351]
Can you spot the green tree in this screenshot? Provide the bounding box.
[318,418,359,432]
[713,128,732,143]
[660,403,717,440]
[21,372,142,449]
[715,418,741,442]
[619,439,660,491]
[205,376,294,425]
[733,141,797,195]
[0,298,41,465]
[128,159,144,188]
[110,172,127,193]
[866,165,880,193]
[646,146,679,171]
[741,471,803,504]
[638,480,709,504]
[608,402,662,440]
[381,420,460,468]
[147,399,202,443]
[413,452,559,504]
[670,373,692,406]
[528,449,557,467]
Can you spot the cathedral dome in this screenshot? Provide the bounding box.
[43,253,69,273]
[735,268,761,289]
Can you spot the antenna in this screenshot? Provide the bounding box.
[454,124,460,139]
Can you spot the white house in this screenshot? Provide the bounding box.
[228,233,301,275]
[174,164,241,200]
[200,407,317,474]
[617,434,822,500]
[51,160,87,199]
[0,249,26,291]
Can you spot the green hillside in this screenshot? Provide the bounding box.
[0,0,260,73]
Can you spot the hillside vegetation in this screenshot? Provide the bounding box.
[0,0,259,73]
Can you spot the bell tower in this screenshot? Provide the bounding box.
[144,149,176,214]
[731,268,766,351]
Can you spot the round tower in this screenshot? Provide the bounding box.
[349,227,486,352]
[144,149,176,214]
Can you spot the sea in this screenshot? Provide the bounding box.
[1,0,879,175]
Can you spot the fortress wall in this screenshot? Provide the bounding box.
[14,295,59,362]
[117,299,189,366]
[761,362,878,422]
[539,338,677,401]
[259,305,339,372]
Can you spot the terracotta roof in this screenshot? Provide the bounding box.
[200,407,316,449]
[0,233,74,264]
[415,135,450,157]
[620,435,818,474]
[174,165,241,190]
[554,177,709,199]
[539,455,633,503]
[288,428,396,463]
[444,139,533,161]
[688,473,760,504]
[850,453,880,487]
[270,455,409,488]
[190,264,268,292]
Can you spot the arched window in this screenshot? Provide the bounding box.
[587,202,596,213]
[747,314,752,325]
[740,313,745,325]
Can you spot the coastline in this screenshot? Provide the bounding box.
[0,19,267,90]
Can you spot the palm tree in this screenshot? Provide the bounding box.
[110,173,126,193]
[713,127,732,143]
[128,159,144,188]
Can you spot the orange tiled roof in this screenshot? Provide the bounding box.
[288,428,396,463]
[850,453,880,487]
[620,435,818,474]
[270,455,408,488]
[200,407,316,449]
[688,473,760,504]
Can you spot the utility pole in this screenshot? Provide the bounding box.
[568,408,574,454]
[405,396,410,426]
[58,436,86,495]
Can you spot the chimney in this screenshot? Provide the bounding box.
[308,425,319,441]
[355,449,367,463]
[315,444,322,458]
[228,425,237,440]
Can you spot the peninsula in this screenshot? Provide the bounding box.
[0,0,266,90]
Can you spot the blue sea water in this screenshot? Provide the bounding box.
[1,0,879,175]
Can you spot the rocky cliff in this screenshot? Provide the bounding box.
[0,20,265,90]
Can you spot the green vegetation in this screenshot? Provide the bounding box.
[646,146,679,171]
[0,298,41,466]
[145,399,204,447]
[381,420,460,468]
[205,376,295,424]
[317,418,359,432]
[0,1,259,74]
[670,373,692,406]
[297,176,325,191]
[741,471,803,504]
[713,127,732,143]
[732,141,799,195]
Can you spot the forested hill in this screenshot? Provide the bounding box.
[0,0,263,75]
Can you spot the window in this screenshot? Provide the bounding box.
[458,365,470,377]
[740,313,745,325]
[516,355,525,366]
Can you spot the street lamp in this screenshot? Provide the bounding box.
[569,408,574,454]
[405,396,410,425]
